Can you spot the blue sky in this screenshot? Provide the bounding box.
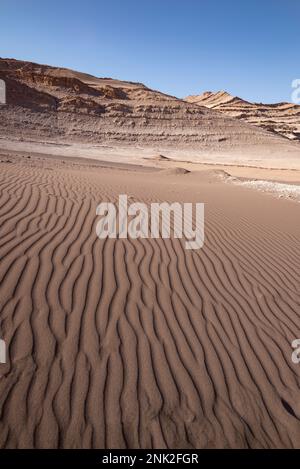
[1,0,299,103]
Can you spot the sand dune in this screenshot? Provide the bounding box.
[0,153,299,448]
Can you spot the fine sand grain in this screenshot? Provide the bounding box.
[0,154,299,449]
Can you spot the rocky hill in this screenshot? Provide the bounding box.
[0,59,299,158]
[186,90,300,141]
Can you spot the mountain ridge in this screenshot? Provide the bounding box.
[0,58,300,163]
[185,90,300,141]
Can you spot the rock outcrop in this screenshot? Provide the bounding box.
[186,90,300,141]
[0,59,299,158]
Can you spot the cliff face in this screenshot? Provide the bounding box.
[186,91,300,141]
[0,59,299,156]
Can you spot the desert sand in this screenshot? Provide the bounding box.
[0,58,300,449]
[0,150,299,449]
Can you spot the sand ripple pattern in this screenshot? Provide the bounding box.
[0,163,299,448]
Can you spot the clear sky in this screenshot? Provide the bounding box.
[1,0,299,103]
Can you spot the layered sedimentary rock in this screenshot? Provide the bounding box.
[186,91,300,141]
[1,58,298,155]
